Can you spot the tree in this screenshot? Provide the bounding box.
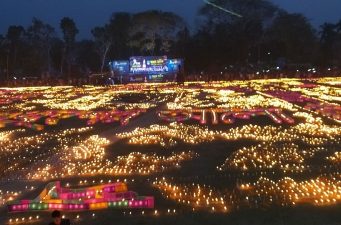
[6,25,25,75]
[76,40,100,74]
[129,10,186,55]
[91,26,112,74]
[92,12,132,73]
[265,12,317,64]
[175,27,190,57]
[60,17,79,77]
[26,18,56,75]
[196,0,280,69]
[107,12,132,59]
[319,21,341,66]
[0,35,8,82]
[336,19,341,65]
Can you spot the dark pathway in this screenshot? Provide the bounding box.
[99,104,166,143]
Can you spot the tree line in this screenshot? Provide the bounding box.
[0,0,341,82]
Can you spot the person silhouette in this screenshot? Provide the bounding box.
[48,210,71,225]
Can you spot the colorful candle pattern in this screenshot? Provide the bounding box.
[7,181,154,212]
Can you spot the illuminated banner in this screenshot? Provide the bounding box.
[110,57,183,76]
[130,56,168,74]
[109,61,129,75]
[165,59,183,73]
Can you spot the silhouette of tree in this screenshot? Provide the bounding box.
[6,25,25,75]
[129,10,186,55]
[265,12,316,64]
[60,17,79,77]
[27,18,56,75]
[92,12,132,73]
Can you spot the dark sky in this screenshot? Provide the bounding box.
[1,0,340,39]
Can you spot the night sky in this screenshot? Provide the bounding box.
[1,0,340,39]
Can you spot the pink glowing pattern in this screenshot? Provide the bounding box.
[0,108,145,130]
[7,181,154,212]
[158,108,295,125]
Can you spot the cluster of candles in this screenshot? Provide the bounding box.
[218,143,318,171]
[153,174,341,212]
[30,135,196,180]
[7,207,185,224]
[0,85,175,130]
[304,103,341,122]
[0,127,91,179]
[0,108,146,129]
[69,135,109,160]
[118,123,216,145]
[217,92,297,112]
[1,127,92,180]
[167,90,214,111]
[0,131,55,153]
[112,151,198,175]
[0,189,21,207]
[0,185,36,211]
[153,178,229,213]
[166,86,297,114]
[257,80,341,123]
[240,175,341,206]
[17,86,160,111]
[8,215,40,224]
[119,115,341,147]
[0,130,19,142]
[327,152,341,163]
[318,77,341,86]
[41,91,118,111]
[158,108,294,125]
[29,135,109,179]
[292,83,341,103]
[128,134,178,147]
